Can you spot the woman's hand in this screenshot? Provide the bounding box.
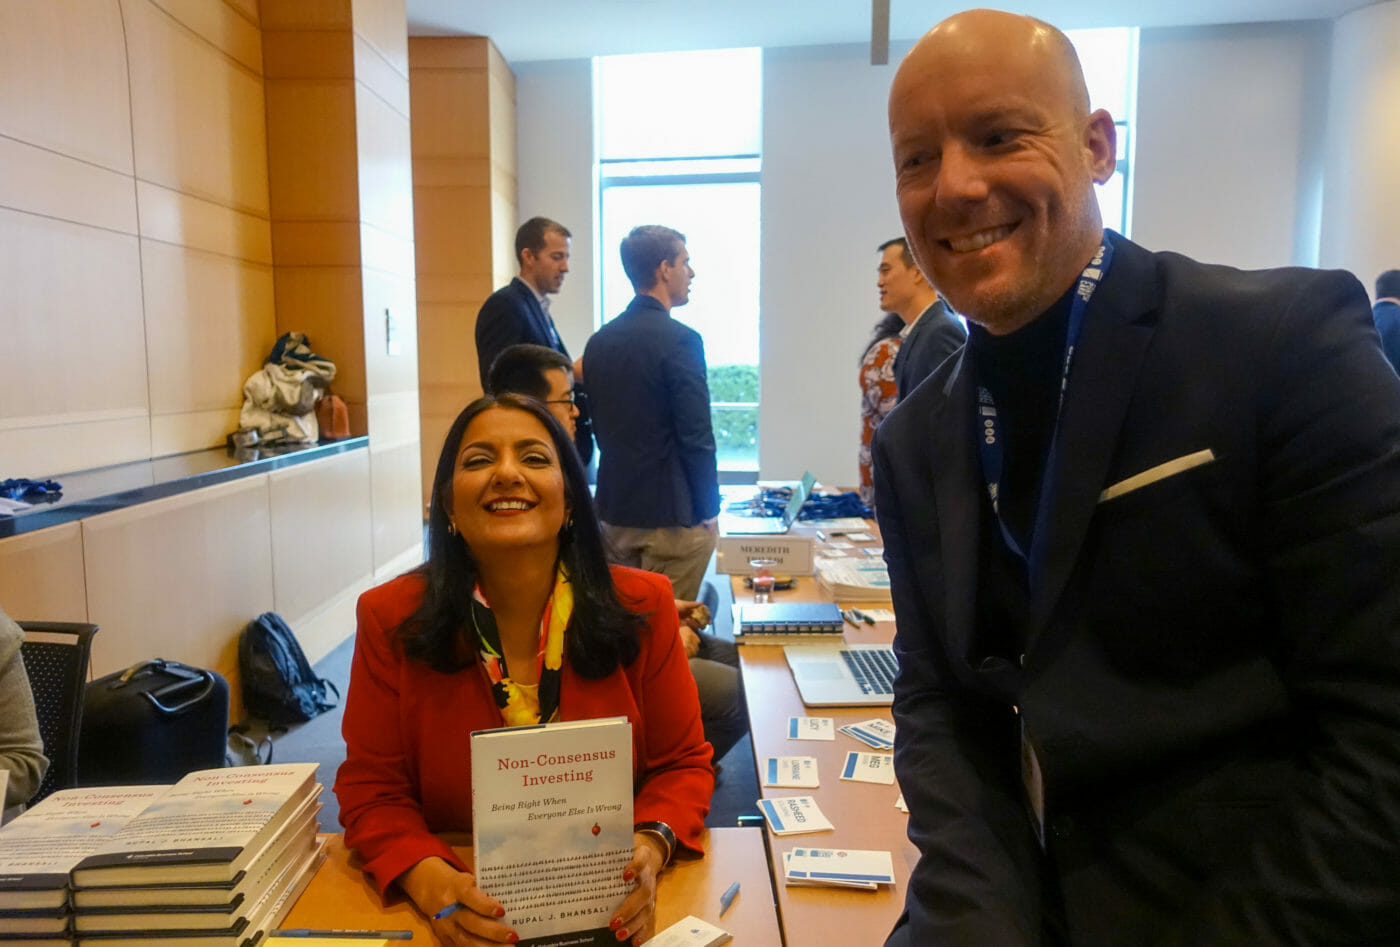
[609,833,667,945]
[397,856,517,946]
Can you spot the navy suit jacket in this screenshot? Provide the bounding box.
[893,299,967,401]
[475,276,593,462]
[875,233,1400,945]
[583,295,720,529]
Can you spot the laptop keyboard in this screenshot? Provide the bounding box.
[841,648,898,696]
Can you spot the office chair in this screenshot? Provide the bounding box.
[19,621,98,805]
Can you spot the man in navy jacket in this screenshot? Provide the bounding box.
[878,10,1400,945]
[475,216,593,463]
[583,226,720,601]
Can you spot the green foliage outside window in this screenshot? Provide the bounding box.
[709,363,758,460]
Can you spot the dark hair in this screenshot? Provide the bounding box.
[401,393,643,677]
[878,236,914,268]
[862,312,907,361]
[515,216,571,265]
[621,225,685,292]
[487,344,572,400]
[1378,270,1400,301]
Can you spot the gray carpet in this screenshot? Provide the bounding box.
[256,565,760,833]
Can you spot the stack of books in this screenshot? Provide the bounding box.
[0,764,325,947]
[733,603,844,645]
[814,557,892,602]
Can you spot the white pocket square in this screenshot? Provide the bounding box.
[1098,449,1216,504]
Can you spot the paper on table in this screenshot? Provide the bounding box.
[764,756,819,788]
[841,718,896,750]
[787,716,835,741]
[841,751,896,784]
[782,851,877,890]
[757,796,835,836]
[786,847,896,887]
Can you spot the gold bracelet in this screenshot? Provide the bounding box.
[633,820,676,865]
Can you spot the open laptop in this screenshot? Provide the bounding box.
[783,643,897,707]
[718,472,817,536]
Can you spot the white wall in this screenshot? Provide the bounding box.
[515,58,598,358]
[1132,20,1330,270]
[758,44,904,485]
[1319,0,1400,291]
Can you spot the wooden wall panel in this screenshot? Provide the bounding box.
[355,84,415,242]
[137,180,273,264]
[408,69,492,159]
[141,238,274,453]
[0,524,88,625]
[271,266,366,404]
[0,0,133,173]
[370,441,425,572]
[0,137,138,235]
[260,1,352,30]
[146,0,263,73]
[264,79,360,220]
[81,476,276,719]
[0,209,149,473]
[268,451,373,628]
[351,0,408,78]
[124,0,270,215]
[354,33,411,118]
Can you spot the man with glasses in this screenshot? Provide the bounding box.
[486,344,579,438]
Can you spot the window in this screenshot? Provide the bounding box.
[1068,27,1139,235]
[595,48,762,472]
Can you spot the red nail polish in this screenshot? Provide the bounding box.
[623,869,635,882]
[495,907,506,918]
[615,930,628,942]
[508,935,519,945]
[610,918,622,929]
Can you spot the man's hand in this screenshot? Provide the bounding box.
[675,599,711,631]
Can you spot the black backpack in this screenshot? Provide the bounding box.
[239,612,340,726]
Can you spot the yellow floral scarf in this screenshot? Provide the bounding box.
[470,566,570,726]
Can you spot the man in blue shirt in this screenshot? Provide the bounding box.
[1373,269,1400,372]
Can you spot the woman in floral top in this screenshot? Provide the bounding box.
[859,312,908,508]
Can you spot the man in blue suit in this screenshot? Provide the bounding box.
[475,216,593,463]
[584,225,720,602]
[877,10,1400,945]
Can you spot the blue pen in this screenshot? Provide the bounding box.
[270,931,413,940]
[719,880,740,916]
[432,902,463,920]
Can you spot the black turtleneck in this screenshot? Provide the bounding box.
[967,286,1075,659]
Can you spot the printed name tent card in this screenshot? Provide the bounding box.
[841,751,896,784]
[763,757,819,788]
[786,716,835,741]
[756,796,834,836]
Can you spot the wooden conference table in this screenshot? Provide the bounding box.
[729,517,918,944]
[284,829,781,942]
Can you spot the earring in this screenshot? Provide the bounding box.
[447,520,458,536]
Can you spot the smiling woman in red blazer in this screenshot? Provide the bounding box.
[334,393,713,947]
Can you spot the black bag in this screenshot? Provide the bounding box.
[239,612,339,726]
[80,659,230,785]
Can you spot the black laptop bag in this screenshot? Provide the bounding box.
[79,658,230,785]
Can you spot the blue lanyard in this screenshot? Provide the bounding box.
[976,238,1114,564]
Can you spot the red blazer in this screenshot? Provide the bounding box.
[334,565,715,895]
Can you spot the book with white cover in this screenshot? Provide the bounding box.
[0,786,166,911]
[647,914,732,947]
[71,813,319,931]
[72,800,320,909]
[72,834,327,947]
[72,764,318,888]
[814,557,892,602]
[471,717,633,947]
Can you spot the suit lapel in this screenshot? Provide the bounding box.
[513,278,556,349]
[928,351,982,669]
[1024,236,1161,651]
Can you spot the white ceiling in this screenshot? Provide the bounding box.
[406,0,1373,64]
